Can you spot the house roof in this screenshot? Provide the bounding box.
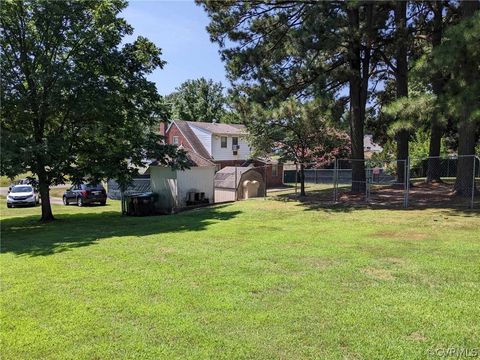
[187,121,247,135]
[184,151,216,167]
[242,157,281,166]
[172,120,212,160]
[214,166,256,189]
[148,149,215,169]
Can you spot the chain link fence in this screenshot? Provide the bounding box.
[282,155,479,209]
[333,158,408,207]
[408,155,479,209]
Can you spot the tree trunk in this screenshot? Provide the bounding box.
[38,167,54,222]
[454,0,479,197]
[347,6,366,193]
[426,123,443,182]
[395,1,409,184]
[454,120,477,196]
[299,163,306,196]
[427,1,445,183]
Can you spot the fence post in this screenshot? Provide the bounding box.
[471,155,476,209]
[364,160,368,203]
[404,158,410,208]
[365,160,370,203]
[264,165,267,199]
[315,169,318,184]
[333,158,338,203]
[295,162,298,195]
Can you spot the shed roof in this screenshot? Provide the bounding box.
[214,166,257,189]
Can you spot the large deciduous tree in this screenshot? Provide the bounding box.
[1,0,188,221]
[166,78,228,123]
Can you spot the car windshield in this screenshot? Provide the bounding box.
[11,186,33,193]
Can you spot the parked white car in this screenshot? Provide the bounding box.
[6,185,39,208]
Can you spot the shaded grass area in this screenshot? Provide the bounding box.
[1,197,479,359]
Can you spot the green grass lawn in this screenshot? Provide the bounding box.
[1,196,479,359]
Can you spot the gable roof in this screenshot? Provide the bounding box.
[171,120,212,160]
[187,121,247,135]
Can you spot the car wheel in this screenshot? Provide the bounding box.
[100,201,106,206]
[63,196,68,205]
[7,203,12,208]
[77,197,83,207]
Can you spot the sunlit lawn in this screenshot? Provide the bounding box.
[1,195,479,359]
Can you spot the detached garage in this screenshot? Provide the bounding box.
[214,166,265,203]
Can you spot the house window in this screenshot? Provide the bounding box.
[221,136,227,148]
[272,164,278,177]
[232,137,239,148]
[173,136,179,145]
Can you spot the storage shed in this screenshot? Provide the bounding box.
[214,166,265,203]
[147,152,216,213]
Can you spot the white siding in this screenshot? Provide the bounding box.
[177,167,216,207]
[211,135,251,161]
[149,167,178,212]
[189,124,213,156]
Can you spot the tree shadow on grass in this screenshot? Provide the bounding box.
[0,205,241,257]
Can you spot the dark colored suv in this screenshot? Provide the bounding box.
[63,184,107,206]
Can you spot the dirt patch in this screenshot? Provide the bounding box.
[407,331,427,342]
[362,267,395,281]
[373,230,428,241]
[306,257,335,269]
[154,247,175,261]
[384,257,406,265]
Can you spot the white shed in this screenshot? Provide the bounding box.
[147,152,216,213]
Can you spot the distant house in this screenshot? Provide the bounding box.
[163,120,249,168]
[161,120,284,188]
[364,135,383,158]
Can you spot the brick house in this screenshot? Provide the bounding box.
[161,120,283,187]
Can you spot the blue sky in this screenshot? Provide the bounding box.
[121,0,228,96]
